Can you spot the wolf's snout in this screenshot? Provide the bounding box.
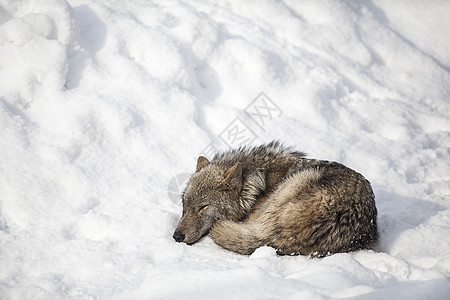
[173,231,185,242]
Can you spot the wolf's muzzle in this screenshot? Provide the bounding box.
[173,231,185,242]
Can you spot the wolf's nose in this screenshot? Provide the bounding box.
[173,231,185,242]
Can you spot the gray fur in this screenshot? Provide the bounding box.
[173,141,378,257]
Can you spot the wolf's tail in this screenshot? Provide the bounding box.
[210,220,269,255]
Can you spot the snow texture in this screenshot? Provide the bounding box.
[0,0,449,299]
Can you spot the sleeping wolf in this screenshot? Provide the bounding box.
[173,141,378,256]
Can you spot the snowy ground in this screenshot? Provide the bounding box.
[1,0,450,299]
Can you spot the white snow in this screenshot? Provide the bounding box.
[1,0,449,299]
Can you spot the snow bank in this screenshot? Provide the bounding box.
[0,0,75,108]
[0,0,449,299]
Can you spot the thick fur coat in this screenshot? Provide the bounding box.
[173,141,378,256]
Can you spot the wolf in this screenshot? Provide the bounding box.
[173,141,378,256]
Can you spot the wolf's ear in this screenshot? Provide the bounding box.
[196,156,210,172]
[222,162,242,189]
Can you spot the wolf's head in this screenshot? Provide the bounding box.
[173,156,242,244]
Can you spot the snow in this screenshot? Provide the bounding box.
[0,0,449,299]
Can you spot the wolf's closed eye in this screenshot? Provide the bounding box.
[198,204,209,212]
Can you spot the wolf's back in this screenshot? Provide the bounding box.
[212,141,305,168]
